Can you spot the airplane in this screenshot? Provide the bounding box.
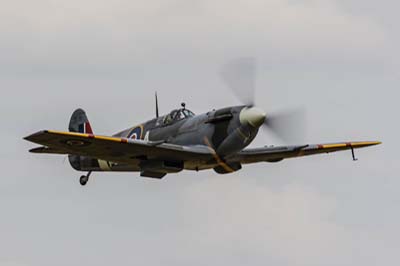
[24,59,381,186]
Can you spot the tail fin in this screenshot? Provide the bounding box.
[68,108,93,171]
[69,108,93,134]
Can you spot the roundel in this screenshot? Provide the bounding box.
[128,126,143,140]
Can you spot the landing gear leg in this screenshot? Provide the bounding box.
[79,171,92,186]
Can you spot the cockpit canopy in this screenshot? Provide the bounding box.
[163,108,195,125]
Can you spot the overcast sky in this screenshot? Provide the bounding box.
[0,0,398,265]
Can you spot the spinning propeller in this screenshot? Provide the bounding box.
[220,57,306,143]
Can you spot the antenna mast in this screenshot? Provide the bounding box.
[155,92,159,118]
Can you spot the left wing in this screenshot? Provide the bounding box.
[227,141,381,164]
[24,130,213,163]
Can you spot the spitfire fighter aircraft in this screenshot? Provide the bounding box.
[24,59,381,186]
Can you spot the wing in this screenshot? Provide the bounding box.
[228,141,381,164]
[24,130,213,163]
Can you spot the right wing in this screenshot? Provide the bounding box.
[228,141,381,164]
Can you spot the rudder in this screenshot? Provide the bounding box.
[68,108,93,171]
[69,108,93,134]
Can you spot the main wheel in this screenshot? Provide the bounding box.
[79,175,88,186]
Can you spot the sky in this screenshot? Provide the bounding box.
[0,0,399,265]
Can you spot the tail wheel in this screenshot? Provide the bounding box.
[79,175,88,186]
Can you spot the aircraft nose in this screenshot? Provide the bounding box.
[239,107,266,127]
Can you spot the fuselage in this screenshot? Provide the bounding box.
[70,105,266,174]
[115,105,259,152]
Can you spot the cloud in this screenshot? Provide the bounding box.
[0,2,397,265]
[0,0,388,77]
[0,262,31,266]
[173,178,398,266]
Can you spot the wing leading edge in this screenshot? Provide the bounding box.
[228,141,381,164]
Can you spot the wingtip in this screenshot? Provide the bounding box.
[23,130,49,142]
[365,141,382,146]
[23,133,34,141]
[352,141,382,148]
